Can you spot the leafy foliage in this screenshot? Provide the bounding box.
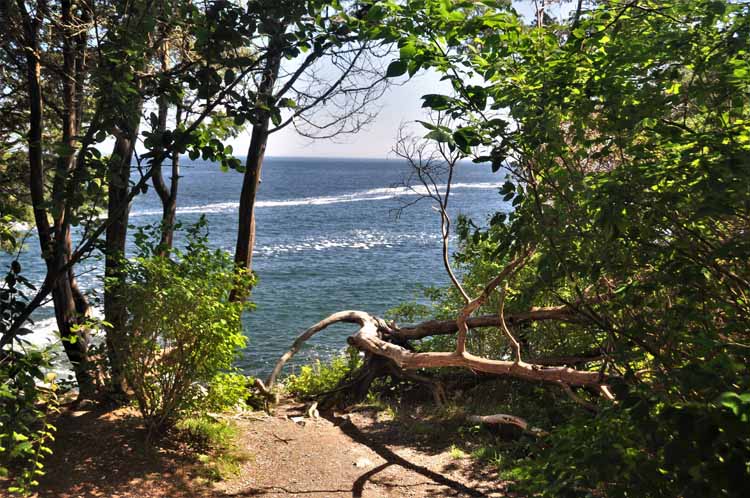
[204,372,258,412]
[1,263,57,495]
[358,0,750,495]
[284,348,363,398]
[120,219,254,433]
[0,352,57,495]
[0,152,32,253]
[504,387,750,498]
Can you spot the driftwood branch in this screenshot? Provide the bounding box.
[466,414,549,437]
[347,312,607,388]
[268,310,612,396]
[388,307,580,341]
[557,381,598,413]
[266,311,384,388]
[498,285,522,363]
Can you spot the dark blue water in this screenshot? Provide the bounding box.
[6,157,507,376]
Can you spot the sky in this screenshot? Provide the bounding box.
[240,70,451,159]
[228,1,574,159]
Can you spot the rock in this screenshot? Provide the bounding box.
[290,416,306,426]
[354,457,373,468]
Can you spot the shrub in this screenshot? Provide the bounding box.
[503,387,750,498]
[121,220,253,433]
[204,372,255,412]
[0,352,58,495]
[283,348,362,398]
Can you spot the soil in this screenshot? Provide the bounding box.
[15,401,508,498]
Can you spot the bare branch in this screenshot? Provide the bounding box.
[268,311,613,394]
[498,285,523,363]
[467,414,549,437]
[455,248,534,355]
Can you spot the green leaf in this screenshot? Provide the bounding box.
[399,41,417,60]
[386,60,408,78]
[421,94,452,110]
[425,128,453,144]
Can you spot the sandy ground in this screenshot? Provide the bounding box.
[12,402,508,498]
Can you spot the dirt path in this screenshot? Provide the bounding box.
[219,404,505,497]
[23,402,506,498]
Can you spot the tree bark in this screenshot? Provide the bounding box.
[233,30,284,289]
[151,43,180,253]
[21,0,96,396]
[151,98,180,252]
[104,99,142,395]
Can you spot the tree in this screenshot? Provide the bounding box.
[0,0,260,397]
[2,0,105,395]
[269,0,750,494]
[228,0,389,280]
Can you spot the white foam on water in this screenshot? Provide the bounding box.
[129,182,499,218]
[11,309,106,381]
[9,221,31,231]
[256,230,440,257]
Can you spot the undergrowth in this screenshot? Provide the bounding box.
[176,416,251,481]
[283,348,362,397]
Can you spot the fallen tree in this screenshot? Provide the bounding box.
[266,310,606,389]
[266,305,613,410]
[267,126,614,414]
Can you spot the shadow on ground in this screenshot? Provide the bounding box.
[34,405,212,498]
[326,412,491,498]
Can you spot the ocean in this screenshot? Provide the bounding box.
[5,157,507,377]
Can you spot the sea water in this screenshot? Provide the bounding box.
[3,157,507,377]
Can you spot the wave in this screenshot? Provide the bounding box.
[21,308,105,349]
[256,230,441,257]
[130,182,499,218]
[9,221,31,231]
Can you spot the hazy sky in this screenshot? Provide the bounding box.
[235,70,451,159]
[227,1,571,159]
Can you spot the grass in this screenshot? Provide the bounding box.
[449,444,468,459]
[470,445,504,468]
[176,416,252,481]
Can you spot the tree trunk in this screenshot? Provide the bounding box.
[23,0,96,396]
[104,101,142,395]
[165,126,180,248]
[151,44,181,253]
[233,121,270,273]
[152,107,180,252]
[233,32,284,290]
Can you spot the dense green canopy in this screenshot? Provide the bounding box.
[358,0,750,495]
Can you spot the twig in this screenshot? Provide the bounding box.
[557,381,598,413]
[498,285,522,363]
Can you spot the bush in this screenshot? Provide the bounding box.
[0,352,58,495]
[283,348,362,398]
[503,387,750,498]
[204,372,255,412]
[121,220,253,433]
